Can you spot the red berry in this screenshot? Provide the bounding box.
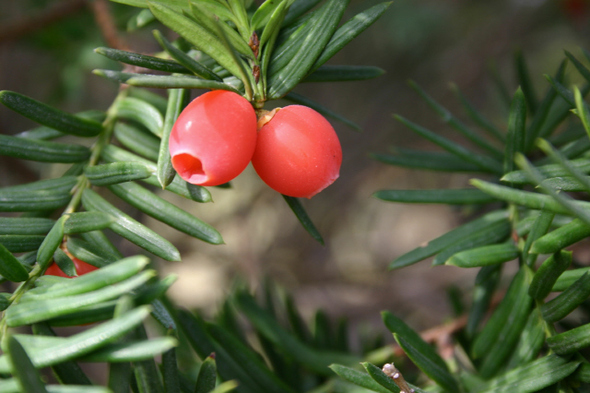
[45,256,98,278]
[252,106,342,198]
[169,90,257,186]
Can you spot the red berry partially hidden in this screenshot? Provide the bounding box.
[45,256,98,278]
[252,106,342,198]
[169,90,257,186]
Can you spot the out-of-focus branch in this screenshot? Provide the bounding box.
[88,0,128,51]
[0,0,127,51]
[0,0,86,44]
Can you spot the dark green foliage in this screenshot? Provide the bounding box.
[360,48,590,392]
[5,1,590,392]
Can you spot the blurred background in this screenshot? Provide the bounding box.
[1,0,590,337]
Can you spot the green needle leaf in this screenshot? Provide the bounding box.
[114,122,160,161]
[6,272,155,327]
[395,333,459,392]
[450,83,505,143]
[0,134,90,163]
[0,236,45,253]
[195,354,217,393]
[0,243,30,282]
[152,29,223,81]
[371,149,484,172]
[282,0,321,26]
[127,8,156,30]
[157,88,188,188]
[515,153,590,226]
[541,271,590,323]
[472,268,533,378]
[235,291,358,375]
[282,195,324,245]
[389,210,509,269]
[52,248,76,277]
[524,59,568,150]
[504,87,527,175]
[374,188,496,205]
[268,0,349,99]
[108,181,223,245]
[7,337,48,393]
[522,209,554,264]
[148,2,245,81]
[188,2,254,59]
[36,215,67,270]
[259,0,290,50]
[329,364,401,393]
[31,324,93,386]
[94,69,236,91]
[0,217,54,235]
[64,211,115,234]
[536,138,590,194]
[162,345,180,393]
[540,176,589,191]
[66,237,119,268]
[574,85,590,138]
[466,265,502,338]
[0,307,151,372]
[446,242,519,268]
[409,80,504,160]
[84,162,153,187]
[362,362,403,393]
[81,188,181,261]
[531,219,590,255]
[473,178,590,216]
[117,97,164,138]
[79,338,177,362]
[0,177,77,212]
[432,218,511,266]
[382,312,457,392]
[0,91,103,137]
[252,0,289,31]
[94,47,191,74]
[505,309,545,369]
[514,50,538,113]
[502,157,590,184]
[206,323,296,393]
[529,251,572,299]
[24,256,149,300]
[547,322,590,355]
[310,2,391,72]
[395,115,503,174]
[475,355,580,393]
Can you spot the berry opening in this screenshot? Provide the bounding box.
[172,153,208,184]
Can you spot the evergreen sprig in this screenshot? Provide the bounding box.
[0,0,387,391]
[360,49,590,392]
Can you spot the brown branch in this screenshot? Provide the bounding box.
[0,0,87,44]
[88,0,128,51]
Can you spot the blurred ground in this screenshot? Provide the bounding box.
[2,0,590,336]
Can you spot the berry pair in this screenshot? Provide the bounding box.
[168,90,342,198]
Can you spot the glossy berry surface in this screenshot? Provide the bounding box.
[45,256,98,278]
[252,105,342,198]
[169,90,257,186]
